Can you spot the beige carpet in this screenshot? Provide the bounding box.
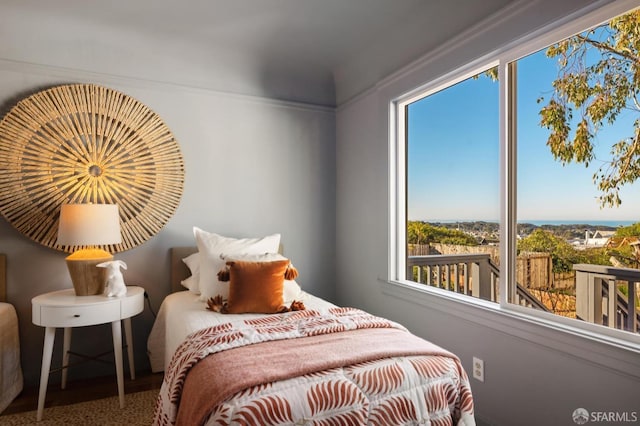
[0,389,158,425]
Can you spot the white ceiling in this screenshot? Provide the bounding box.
[0,0,516,105]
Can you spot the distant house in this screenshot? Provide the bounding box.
[584,230,616,247]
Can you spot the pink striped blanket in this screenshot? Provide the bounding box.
[154,307,475,425]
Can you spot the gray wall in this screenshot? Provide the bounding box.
[2,0,639,424]
[335,0,640,425]
[0,64,336,386]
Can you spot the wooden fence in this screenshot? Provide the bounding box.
[409,244,574,290]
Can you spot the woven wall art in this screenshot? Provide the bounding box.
[0,84,185,253]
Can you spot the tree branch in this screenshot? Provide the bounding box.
[576,34,640,63]
[617,142,637,180]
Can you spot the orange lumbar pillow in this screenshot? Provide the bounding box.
[217,260,297,283]
[220,259,290,314]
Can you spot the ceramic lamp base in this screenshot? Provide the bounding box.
[65,249,113,296]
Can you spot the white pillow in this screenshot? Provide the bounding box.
[220,253,302,303]
[180,252,200,294]
[180,275,197,292]
[194,227,281,301]
[220,252,286,263]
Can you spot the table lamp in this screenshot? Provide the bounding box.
[57,203,122,296]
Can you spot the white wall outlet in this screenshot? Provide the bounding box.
[472,357,484,382]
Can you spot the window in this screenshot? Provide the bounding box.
[404,70,500,302]
[394,5,640,345]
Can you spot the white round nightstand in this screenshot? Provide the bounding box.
[32,286,144,421]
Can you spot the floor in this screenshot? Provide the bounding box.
[1,370,164,416]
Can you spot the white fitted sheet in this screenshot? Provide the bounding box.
[147,291,336,372]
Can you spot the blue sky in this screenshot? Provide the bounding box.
[407,43,640,224]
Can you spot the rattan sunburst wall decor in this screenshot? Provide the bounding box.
[0,84,185,253]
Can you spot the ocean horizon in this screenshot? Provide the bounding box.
[425,219,637,227]
[521,219,636,227]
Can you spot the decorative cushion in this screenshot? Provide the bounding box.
[193,227,281,301]
[225,259,290,314]
[220,253,302,302]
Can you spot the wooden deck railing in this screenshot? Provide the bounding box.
[573,264,639,333]
[407,254,549,311]
[407,255,640,333]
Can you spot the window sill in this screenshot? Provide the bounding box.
[381,278,640,379]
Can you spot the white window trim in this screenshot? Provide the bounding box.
[388,0,640,366]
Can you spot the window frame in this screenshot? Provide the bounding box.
[389,0,640,352]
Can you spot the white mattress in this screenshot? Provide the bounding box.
[0,303,23,414]
[147,290,336,372]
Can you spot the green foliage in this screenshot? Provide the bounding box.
[517,229,610,272]
[517,229,564,253]
[440,236,476,245]
[407,221,478,246]
[539,10,640,207]
[615,222,640,237]
[578,247,612,267]
[609,222,640,267]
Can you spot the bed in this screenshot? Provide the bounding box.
[0,253,24,414]
[149,230,475,425]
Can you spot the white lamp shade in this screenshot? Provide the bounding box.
[57,204,122,246]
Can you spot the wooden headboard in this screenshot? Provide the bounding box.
[170,247,197,293]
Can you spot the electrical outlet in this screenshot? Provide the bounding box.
[472,357,484,382]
